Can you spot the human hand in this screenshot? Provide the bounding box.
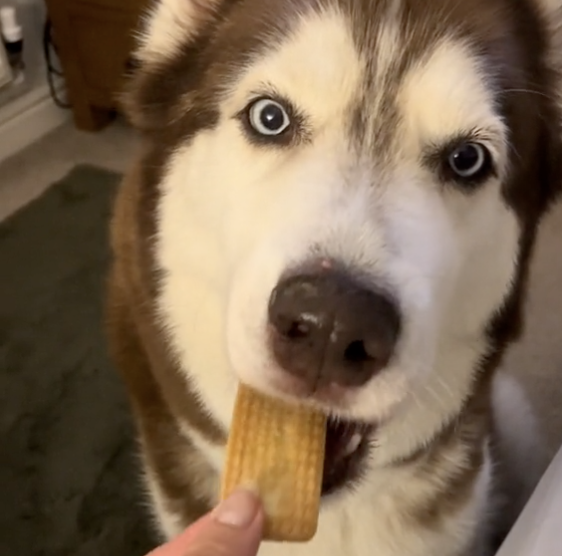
[146,489,264,556]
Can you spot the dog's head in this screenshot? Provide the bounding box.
[123,0,562,491]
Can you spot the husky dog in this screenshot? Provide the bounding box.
[106,0,562,554]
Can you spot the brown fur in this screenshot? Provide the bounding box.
[106,159,225,526]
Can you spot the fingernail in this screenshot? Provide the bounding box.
[213,489,260,528]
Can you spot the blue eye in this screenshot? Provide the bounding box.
[448,142,491,179]
[248,99,291,136]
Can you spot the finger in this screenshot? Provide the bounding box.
[185,489,264,556]
[149,515,211,555]
[148,489,264,556]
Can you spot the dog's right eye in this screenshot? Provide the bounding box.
[447,142,492,181]
[247,98,291,136]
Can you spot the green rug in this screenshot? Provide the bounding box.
[0,165,157,556]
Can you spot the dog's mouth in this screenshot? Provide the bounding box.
[322,417,373,496]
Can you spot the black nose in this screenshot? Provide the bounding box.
[268,270,401,390]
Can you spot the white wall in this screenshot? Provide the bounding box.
[0,0,69,163]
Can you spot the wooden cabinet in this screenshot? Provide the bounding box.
[44,0,149,131]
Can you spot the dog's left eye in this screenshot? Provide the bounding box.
[248,99,291,136]
[447,142,492,181]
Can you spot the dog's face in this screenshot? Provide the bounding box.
[126,0,561,490]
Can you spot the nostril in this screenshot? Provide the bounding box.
[343,334,395,371]
[344,340,372,364]
[285,320,311,340]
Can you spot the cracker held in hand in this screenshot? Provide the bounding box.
[221,383,327,542]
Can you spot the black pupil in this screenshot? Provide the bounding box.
[451,144,481,174]
[260,103,285,131]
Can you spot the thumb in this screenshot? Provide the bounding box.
[149,489,264,556]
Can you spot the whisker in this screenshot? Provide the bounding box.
[501,88,554,100]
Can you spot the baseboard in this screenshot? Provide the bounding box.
[0,83,71,164]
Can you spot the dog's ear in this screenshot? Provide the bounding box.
[135,0,225,66]
[120,0,229,131]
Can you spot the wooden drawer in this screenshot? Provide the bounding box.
[45,0,149,130]
[66,3,140,106]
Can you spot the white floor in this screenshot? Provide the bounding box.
[1,118,562,460]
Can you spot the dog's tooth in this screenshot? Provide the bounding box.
[343,433,362,457]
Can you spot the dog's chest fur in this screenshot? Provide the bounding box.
[227,443,490,556]
[257,479,489,556]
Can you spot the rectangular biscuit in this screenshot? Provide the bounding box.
[221,383,327,542]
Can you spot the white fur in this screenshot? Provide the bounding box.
[143,467,184,540]
[140,3,549,555]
